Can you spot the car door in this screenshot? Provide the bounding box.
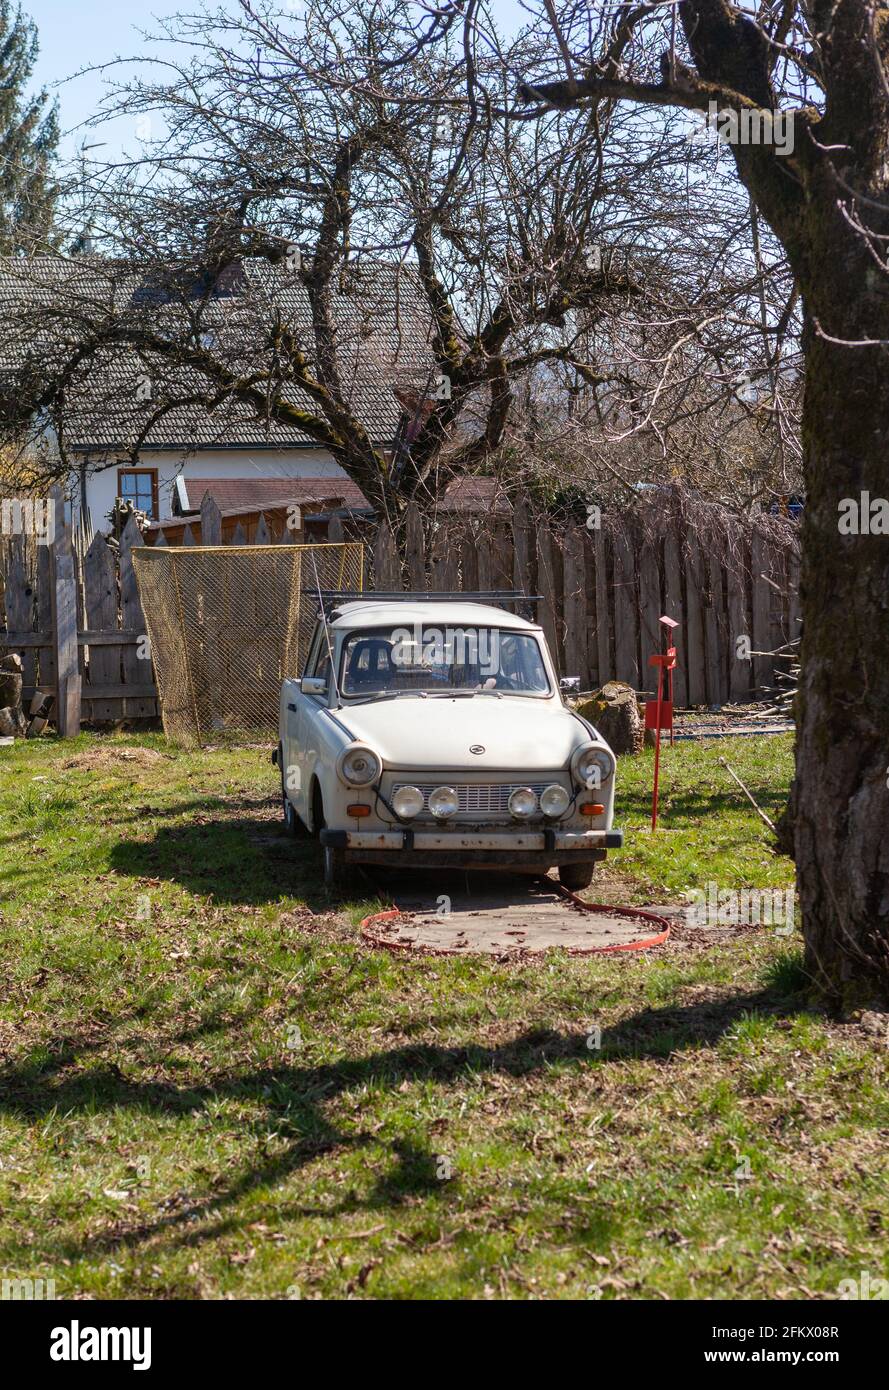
[285,628,332,824]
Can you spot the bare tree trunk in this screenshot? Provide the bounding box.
[794,311,889,1003]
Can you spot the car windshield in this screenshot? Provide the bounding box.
[339,625,550,697]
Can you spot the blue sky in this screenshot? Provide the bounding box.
[26,1,532,167]
[26,0,207,164]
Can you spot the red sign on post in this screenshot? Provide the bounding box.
[645,699,673,730]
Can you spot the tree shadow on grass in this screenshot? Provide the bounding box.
[0,985,810,1265]
[109,810,345,910]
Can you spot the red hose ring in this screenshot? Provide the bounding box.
[360,891,671,956]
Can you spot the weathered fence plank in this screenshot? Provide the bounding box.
[512,493,532,597]
[461,526,479,592]
[751,525,772,695]
[638,537,661,690]
[726,540,751,701]
[612,528,639,687]
[536,523,560,673]
[702,530,725,705]
[477,526,493,593]
[36,541,55,696]
[562,523,588,686]
[83,534,121,721]
[50,487,80,736]
[119,514,156,718]
[4,539,34,690]
[594,527,611,684]
[404,503,425,590]
[583,529,599,689]
[374,522,400,590]
[201,494,222,546]
[662,528,687,706]
[684,532,707,706]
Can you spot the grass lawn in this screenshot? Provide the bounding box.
[0,729,886,1300]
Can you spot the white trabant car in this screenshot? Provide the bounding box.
[275,596,622,888]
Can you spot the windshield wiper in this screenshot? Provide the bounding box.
[427,688,503,699]
[346,690,428,705]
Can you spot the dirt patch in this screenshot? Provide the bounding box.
[61,746,169,772]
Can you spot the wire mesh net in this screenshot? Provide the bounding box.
[132,541,363,745]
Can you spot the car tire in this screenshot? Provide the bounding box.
[558,862,595,893]
[313,785,349,891]
[280,748,310,838]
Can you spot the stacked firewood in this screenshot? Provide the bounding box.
[0,653,53,739]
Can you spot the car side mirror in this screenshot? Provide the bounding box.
[300,676,328,696]
[559,676,581,695]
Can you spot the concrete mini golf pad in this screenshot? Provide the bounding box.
[361,873,672,955]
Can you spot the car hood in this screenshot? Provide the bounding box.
[330,695,596,771]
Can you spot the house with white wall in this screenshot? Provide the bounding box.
[0,255,432,534]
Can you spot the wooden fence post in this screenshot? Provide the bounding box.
[374,522,400,589]
[612,524,639,687]
[512,493,532,597]
[50,485,80,736]
[404,502,425,589]
[537,521,560,673]
[638,534,661,688]
[594,526,611,683]
[750,524,772,695]
[663,527,687,707]
[684,532,707,706]
[83,533,119,722]
[201,493,222,546]
[562,522,588,686]
[120,513,156,719]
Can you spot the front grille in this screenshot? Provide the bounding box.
[392,781,554,815]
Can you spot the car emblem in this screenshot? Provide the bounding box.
[469,745,485,754]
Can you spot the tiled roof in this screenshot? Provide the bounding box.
[0,255,434,452]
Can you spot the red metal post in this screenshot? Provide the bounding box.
[651,659,664,830]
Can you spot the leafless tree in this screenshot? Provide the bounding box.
[0,0,795,530]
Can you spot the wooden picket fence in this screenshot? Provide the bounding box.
[0,487,157,732]
[0,484,801,735]
[366,490,801,707]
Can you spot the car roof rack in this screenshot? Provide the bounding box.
[304,590,543,619]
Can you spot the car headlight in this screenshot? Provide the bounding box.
[392,785,424,819]
[540,783,571,818]
[338,745,381,787]
[428,785,459,818]
[508,786,538,819]
[571,744,615,790]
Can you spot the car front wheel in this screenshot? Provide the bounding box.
[280,748,309,838]
[558,861,595,893]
